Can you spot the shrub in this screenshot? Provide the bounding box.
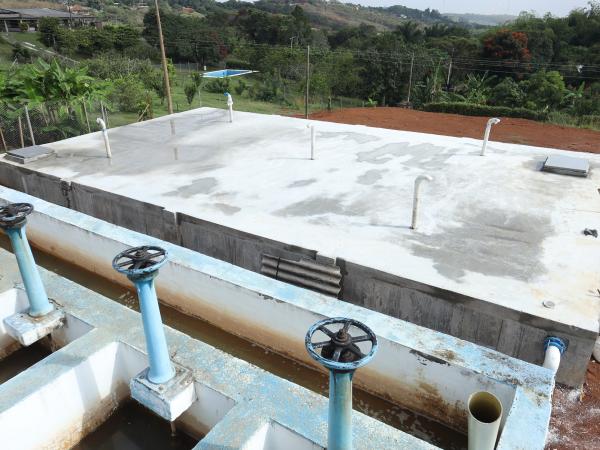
[12,44,31,63]
[249,78,280,102]
[204,78,230,93]
[184,82,197,105]
[423,102,548,121]
[224,58,251,69]
[108,76,147,113]
[233,79,247,96]
[489,78,525,107]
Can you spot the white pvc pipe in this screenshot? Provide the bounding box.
[480,118,501,156]
[411,175,433,230]
[468,391,503,450]
[96,118,112,159]
[225,93,233,123]
[594,337,600,362]
[309,124,315,160]
[543,345,562,373]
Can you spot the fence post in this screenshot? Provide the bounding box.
[24,105,35,146]
[0,124,6,152]
[82,102,91,133]
[17,115,25,148]
[101,101,108,128]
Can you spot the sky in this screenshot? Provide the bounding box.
[344,1,591,16]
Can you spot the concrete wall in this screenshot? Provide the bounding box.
[178,213,318,273]
[0,249,463,450]
[0,169,594,386]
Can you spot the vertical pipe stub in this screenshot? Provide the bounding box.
[96,117,112,158]
[224,92,233,123]
[411,174,433,230]
[306,317,378,450]
[113,245,174,384]
[480,118,501,156]
[0,202,54,317]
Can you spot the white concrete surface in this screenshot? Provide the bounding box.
[5,108,599,335]
[4,307,64,346]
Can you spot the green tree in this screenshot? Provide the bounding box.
[489,78,525,107]
[521,71,567,110]
[38,18,61,48]
[184,81,197,105]
[108,76,147,113]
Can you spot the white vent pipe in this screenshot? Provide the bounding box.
[96,118,112,159]
[468,391,503,450]
[225,92,233,123]
[480,118,501,156]
[306,124,316,159]
[543,337,566,374]
[411,175,433,230]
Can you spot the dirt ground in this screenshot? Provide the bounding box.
[309,107,600,153]
[546,359,600,450]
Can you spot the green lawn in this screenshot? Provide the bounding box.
[107,71,294,127]
[6,32,46,48]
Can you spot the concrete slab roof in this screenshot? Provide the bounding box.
[5,107,600,334]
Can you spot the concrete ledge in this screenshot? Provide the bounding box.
[130,364,196,421]
[4,307,65,346]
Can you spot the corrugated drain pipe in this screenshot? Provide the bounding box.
[261,254,342,297]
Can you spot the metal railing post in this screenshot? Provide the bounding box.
[113,246,174,384]
[0,203,53,317]
[306,317,378,450]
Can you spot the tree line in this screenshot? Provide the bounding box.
[4,1,600,130]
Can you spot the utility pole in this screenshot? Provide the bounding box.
[66,0,73,29]
[446,57,453,87]
[304,45,310,119]
[155,0,173,115]
[407,52,415,104]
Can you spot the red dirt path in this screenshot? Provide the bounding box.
[308,107,600,154]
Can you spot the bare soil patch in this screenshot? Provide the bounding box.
[309,107,600,154]
[546,360,600,450]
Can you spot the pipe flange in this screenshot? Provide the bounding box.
[305,317,378,371]
[112,246,168,277]
[0,203,33,229]
[544,336,567,355]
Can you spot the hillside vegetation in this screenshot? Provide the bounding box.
[0,0,599,151]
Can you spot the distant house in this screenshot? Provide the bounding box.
[0,8,98,32]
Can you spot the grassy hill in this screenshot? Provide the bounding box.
[444,13,517,26]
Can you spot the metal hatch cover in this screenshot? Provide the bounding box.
[4,145,55,164]
[542,155,590,177]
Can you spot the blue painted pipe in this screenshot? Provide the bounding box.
[129,271,175,384]
[329,370,354,450]
[5,225,53,317]
[305,318,379,450]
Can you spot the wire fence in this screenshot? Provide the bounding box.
[0,100,111,152]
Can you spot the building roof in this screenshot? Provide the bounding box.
[0,8,91,19]
[4,107,600,335]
